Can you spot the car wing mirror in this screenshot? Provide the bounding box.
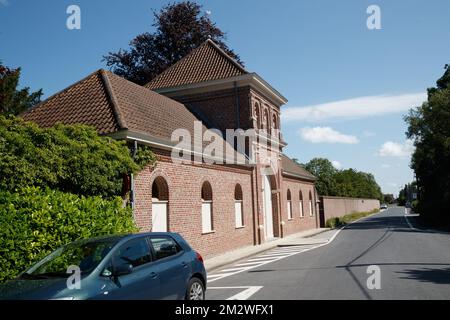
[113,263,133,276]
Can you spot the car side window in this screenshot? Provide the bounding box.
[114,238,151,268]
[149,237,182,260]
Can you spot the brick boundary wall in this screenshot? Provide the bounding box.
[319,196,380,227]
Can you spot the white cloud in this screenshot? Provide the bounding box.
[331,160,342,170]
[282,92,426,122]
[377,140,415,157]
[0,0,8,6]
[381,164,391,168]
[299,127,359,144]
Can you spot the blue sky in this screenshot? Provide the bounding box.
[1,0,449,196]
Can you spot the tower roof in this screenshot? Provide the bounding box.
[145,39,248,90]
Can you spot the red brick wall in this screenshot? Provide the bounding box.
[320,196,380,222]
[172,87,253,132]
[133,149,255,258]
[281,176,318,236]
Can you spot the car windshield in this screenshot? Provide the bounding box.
[23,239,118,279]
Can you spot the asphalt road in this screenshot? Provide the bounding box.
[206,207,450,300]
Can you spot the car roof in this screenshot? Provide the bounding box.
[69,232,182,246]
[117,232,184,244]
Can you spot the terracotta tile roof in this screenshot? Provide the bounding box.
[21,69,239,159]
[22,70,118,134]
[281,154,316,181]
[145,39,248,90]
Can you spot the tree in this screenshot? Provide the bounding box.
[405,65,450,225]
[383,194,394,204]
[304,158,338,196]
[103,1,243,85]
[0,63,43,115]
[304,158,382,200]
[334,169,382,200]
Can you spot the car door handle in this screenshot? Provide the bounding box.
[181,262,188,268]
[150,272,158,279]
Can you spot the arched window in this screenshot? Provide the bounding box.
[272,114,278,130]
[201,181,213,233]
[234,184,244,228]
[254,103,261,129]
[287,189,293,220]
[263,108,270,134]
[309,191,313,216]
[151,177,169,232]
[299,190,304,218]
[272,114,279,139]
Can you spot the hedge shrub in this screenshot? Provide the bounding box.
[0,115,156,198]
[325,209,380,228]
[0,187,138,283]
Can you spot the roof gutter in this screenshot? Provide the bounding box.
[282,170,316,182]
[153,73,288,107]
[109,129,254,168]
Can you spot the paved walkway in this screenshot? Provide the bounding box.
[204,228,331,272]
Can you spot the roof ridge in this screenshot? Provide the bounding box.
[104,68,188,108]
[204,39,247,74]
[144,39,246,89]
[100,70,128,130]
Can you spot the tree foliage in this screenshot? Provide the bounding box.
[334,169,383,200]
[0,186,137,283]
[304,158,338,196]
[383,194,395,204]
[0,115,156,198]
[103,1,243,85]
[304,158,383,200]
[0,63,43,115]
[405,64,450,224]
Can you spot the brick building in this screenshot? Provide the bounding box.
[23,40,319,258]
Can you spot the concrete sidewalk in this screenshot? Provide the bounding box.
[204,228,331,272]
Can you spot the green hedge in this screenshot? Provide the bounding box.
[0,115,155,198]
[0,187,138,283]
[325,209,380,228]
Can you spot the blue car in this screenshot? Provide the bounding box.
[0,232,207,300]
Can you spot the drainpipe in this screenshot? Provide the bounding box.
[130,140,138,212]
[253,167,262,245]
[234,81,240,129]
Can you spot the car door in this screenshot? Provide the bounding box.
[106,237,161,300]
[148,236,191,300]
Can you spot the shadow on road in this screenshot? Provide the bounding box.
[397,267,450,284]
[343,215,450,235]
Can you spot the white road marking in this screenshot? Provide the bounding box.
[207,286,264,300]
[234,262,267,267]
[220,267,252,273]
[269,247,306,252]
[404,213,416,230]
[258,252,298,257]
[247,256,284,262]
[207,272,235,278]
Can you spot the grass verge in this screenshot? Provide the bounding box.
[325,209,380,228]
